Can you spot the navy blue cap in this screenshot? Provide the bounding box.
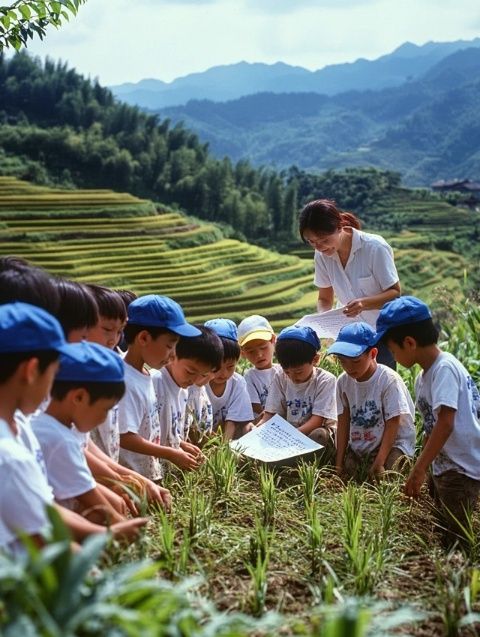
[56,342,125,383]
[277,325,320,350]
[204,318,238,341]
[327,322,377,357]
[375,296,432,342]
[127,294,200,337]
[0,302,69,354]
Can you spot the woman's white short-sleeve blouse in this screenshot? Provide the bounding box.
[314,228,399,327]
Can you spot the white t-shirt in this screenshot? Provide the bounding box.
[244,364,281,409]
[117,362,163,481]
[0,423,53,557]
[314,228,399,327]
[5,411,49,479]
[265,367,337,428]
[415,351,480,479]
[185,385,213,436]
[337,364,416,456]
[206,372,254,431]
[31,412,96,508]
[152,367,188,448]
[90,405,120,462]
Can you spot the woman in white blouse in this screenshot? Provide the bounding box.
[299,199,400,367]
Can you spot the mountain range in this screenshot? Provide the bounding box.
[159,47,480,185]
[110,38,480,109]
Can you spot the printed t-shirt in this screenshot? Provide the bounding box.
[151,367,188,448]
[90,405,120,461]
[244,364,281,409]
[185,385,213,436]
[206,372,254,431]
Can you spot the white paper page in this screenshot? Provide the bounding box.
[229,414,322,462]
[295,307,360,340]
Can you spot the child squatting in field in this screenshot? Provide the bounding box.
[328,322,415,481]
[376,296,480,544]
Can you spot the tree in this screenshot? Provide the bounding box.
[0,0,86,51]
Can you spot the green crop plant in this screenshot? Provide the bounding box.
[298,458,321,509]
[206,443,238,502]
[259,465,277,528]
[188,490,213,541]
[341,484,383,595]
[245,518,271,618]
[305,500,324,576]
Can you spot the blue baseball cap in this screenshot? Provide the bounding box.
[375,296,432,343]
[127,294,200,337]
[0,302,69,354]
[327,322,377,357]
[277,325,320,350]
[204,318,238,341]
[56,342,125,382]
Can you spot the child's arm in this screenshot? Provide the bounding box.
[298,415,325,437]
[74,486,126,525]
[369,415,401,478]
[120,432,201,471]
[223,420,254,441]
[252,403,263,415]
[404,405,455,498]
[56,504,148,541]
[335,409,350,475]
[87,439,171,510]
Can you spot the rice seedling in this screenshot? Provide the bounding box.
[341,484,383,595]
[188,490,213,541]
[245,520,271,618]
[298,458,320,510]
[305,500,324,576]
[155,508,176,577]
[259,465,277,527]
[206,443,238,502]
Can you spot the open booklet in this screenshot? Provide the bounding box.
[295,307,359,340]
[229,414,323,462]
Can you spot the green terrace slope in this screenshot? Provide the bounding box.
[0,177,316,329]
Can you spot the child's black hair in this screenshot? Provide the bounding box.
[0,258,60,315]
[275,339,318,369]
[123,323,176,345]
[175,325,223,370]
[51,380,126,403]
[55,278,99,337]
[220,337,241,362]
[381,318,439,348]
[86,284,127,322]
[0,350,60,384]
[115,289,138,310]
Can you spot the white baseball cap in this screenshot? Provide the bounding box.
[237,314,274,347]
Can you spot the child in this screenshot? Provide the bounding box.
[118,294,203,479]
[55,278,99,342]
[204,318,254,440]
[31,341,128,524]
[0,302,146,555]
[86,284,171,510]
[152,325,223,459]
[260,325,337,451]
[328,322,415,480]
[376,295,480,542]
[238,314,280,417]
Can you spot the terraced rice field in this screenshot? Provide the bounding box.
[0,177,316,328]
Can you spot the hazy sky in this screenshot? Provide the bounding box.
[26,0,480,85]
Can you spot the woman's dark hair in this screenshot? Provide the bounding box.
[55,278,99,337]
[176,325,223,370]
[220,337,241,362]
[0,257,60,315]
[0,350,59,383]
[275,339,317,369]
[86,284,127,322]
[51,380,125,403]
[299,199,361,241]
[380,319,440,348]
[123,323,174,345]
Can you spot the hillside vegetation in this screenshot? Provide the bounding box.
[0,177,474,325]
[0,176,318,328]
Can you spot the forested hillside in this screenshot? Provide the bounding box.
[0,52,479,295]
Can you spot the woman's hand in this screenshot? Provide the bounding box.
[343,298,366,316]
